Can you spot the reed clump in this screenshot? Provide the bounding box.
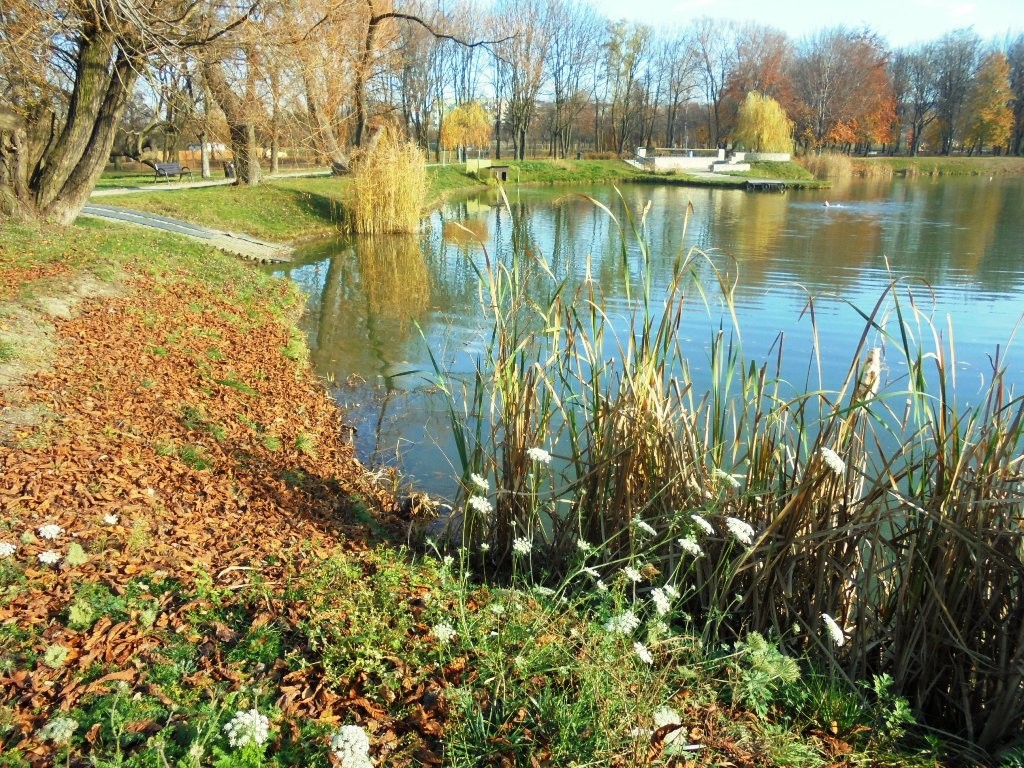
[346,125,427,235]
[799,151,853,180]
[851,159,896,178]
[428,190,1024,758]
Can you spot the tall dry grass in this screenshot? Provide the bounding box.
[346,126,427,234]
[426,190,1024,756]
[799,151,854,180]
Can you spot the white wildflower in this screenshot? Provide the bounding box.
[821,613,847,647]
[526,447,552,464]
[433,622,457,643]
[102,514,119,525]
[652,706,688,748]
[331,724,373,768]
[576,538,593,553]
[653,706,681,728]
[633,518,657,536]
[479,542,491,552]
[467,496,493,515]
[623,566,643,583]
[581,566,601,578]
[713,468,742,489]
[725,517,756,547]
[442,555,454,568]
[662,583,680,600]
[38,524,64,541]
[677,537,704,557]
[37,715,78,745]
[223,708,270,749]
[489,603,505,615]
[512,537,532,555]
[819,447,846,476]
[0,541,16,558]
[604,610,641,635]
[633,641,654,665]
[532,586,556,597]
[595,579,608,592]
[650,587,671,617]
[37,550,61,566]
[469,473,489,492]
[690,514,715,536]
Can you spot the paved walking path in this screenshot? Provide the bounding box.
[81,169,335,262]
[88,168,331,197]
[80,204,292,263]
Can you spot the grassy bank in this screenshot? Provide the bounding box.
[94,159,822,241]
[0,217,944,767]
[852,155,1024,177]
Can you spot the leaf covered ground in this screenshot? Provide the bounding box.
[0,220,945,768]
[0,229,460,765]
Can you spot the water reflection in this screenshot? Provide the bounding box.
[272,176,1024,496]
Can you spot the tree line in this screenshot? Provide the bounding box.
[1,0,1022,224]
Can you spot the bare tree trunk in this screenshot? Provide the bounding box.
[32,27,117,209]
[301,65,349,174]
[202,59,262,185]
[45,52,138,223]
[0,44,138,224]
[200,136,211,178]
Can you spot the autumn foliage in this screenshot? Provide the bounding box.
[963,52,1015,153]
[732,92,794,153]
[439,101,492,153]
[0,261,461,764]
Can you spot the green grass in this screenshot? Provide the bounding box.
[92,167,164,188]
[728,160,817,180]
[2,219,302,326]
[96,178,348,241]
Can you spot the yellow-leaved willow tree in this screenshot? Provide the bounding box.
[440,102,492,161]
[732,91,795,153]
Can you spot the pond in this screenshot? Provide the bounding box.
[270,176,1024,497]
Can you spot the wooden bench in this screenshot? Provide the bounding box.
[154,162,193,182]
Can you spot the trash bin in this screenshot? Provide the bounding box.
[224,161,236,179]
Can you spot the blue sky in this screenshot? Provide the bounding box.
[589,0,1022,47]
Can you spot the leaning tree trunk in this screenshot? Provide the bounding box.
[300,64,349,175]
[202,60,262,186]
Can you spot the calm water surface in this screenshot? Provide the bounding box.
[271,176,1024,496]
